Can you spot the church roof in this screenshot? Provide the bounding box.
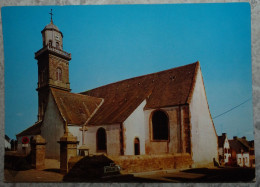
[41,22,62,36]
[82,61,199,125]
[16,121,42,137]
[51,88,103,126]
[44,22,59,30]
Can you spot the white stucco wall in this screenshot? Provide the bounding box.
[189,67,218,167]
[123,100,146,155]
[5,139,11,149]
[41,93,65,160]
[68,125,82,147]
[223,138,231,163]
[84,124,121,156]
[237,153,250,167]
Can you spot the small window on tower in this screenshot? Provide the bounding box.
[56,68,62,81]
[56,42,59,49]
[49,40,52,47]
[41,69,45,83]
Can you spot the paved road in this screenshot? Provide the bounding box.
[4,159,63,182]
[4,159,255,183]
[4,169,64,182]
[131,167,255,183]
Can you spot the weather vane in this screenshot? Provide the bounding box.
[49,9,53,23]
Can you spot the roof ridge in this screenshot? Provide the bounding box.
[51,88,103,100]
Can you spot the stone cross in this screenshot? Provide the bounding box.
[80,125,88,145]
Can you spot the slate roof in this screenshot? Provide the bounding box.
[16,121,42,137]
[218,135,226,148]
[82,62,199,125]
[229,139,249,153]
[5,135,10,142]
[51,88,104,125]
[248,140,254,148]
[238,138,251,149]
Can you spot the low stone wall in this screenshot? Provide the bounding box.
[108,153,193,174]
[4,152,32,170]
[67,153,192,177]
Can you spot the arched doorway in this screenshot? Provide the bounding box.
[152,110,169,140]
[134,137,140,155]
[96,128,107,152]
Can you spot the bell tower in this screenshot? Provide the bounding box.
[35,10,71,121]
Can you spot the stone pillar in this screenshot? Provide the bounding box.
[58,130,79,174]
[31,135,46,170]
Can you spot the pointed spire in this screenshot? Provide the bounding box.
[49,9,53,23]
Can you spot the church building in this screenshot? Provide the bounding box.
[17,19,218,168]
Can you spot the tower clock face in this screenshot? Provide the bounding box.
[55,35,60,41]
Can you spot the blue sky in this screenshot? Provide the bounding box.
[2,3,253,140]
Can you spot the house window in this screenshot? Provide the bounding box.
[56,68,62,81]
[239,158,241,164]
[134,137,140,155]
[152,110,169,140]
[96,128,107,152]
[224,148,227,153]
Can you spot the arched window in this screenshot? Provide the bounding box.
[56,68,62,81]
[97,128,107,152]
[134,137,140,155]
[152,110,169,140]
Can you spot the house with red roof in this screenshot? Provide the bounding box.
[16,20,218,168]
